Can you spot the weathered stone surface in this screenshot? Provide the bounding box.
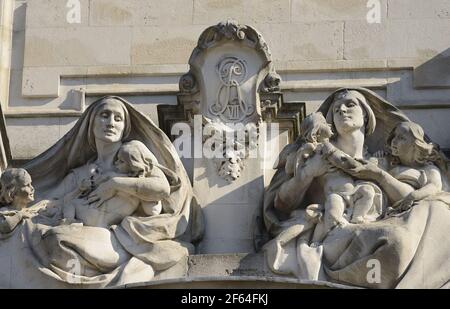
[22,67,60,97]
[24,27,132,67]
[344,19,450,60]
[344,21,388,60]
[11,29,24,70]
[12,1,26,32]
[413,51,450,88]
[387,19,450,59]
[388,0,450,19]
[131,26,204,65]
[0,0,14,109]
[90,0,193,27]
[402,108,450,148]
[25,0,89,28]
[292,0,387,22]
[5,117,72,160]
[386,70,450,106]
[187,253,269,277]
[193,0,290,25]
[258,22,344,62]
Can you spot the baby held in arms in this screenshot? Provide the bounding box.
[288,113,381,241]
[63,140,162,228]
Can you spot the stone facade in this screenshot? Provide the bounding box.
[1,0,449,161]
[0,0,449,289]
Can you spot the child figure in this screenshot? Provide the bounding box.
[0,168,36,233]
[285,113,334,176]
[62,140,162,227]
[386,121,443,213]
[289,113,382,242]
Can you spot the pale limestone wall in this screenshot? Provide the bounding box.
[4,0,450,159]
[0,0,13,109]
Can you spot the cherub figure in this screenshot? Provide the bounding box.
[386,121,443,213]
[0,168,35,233]
[287,113,382,242]
[62,140,162,227]
[285,112,334,176]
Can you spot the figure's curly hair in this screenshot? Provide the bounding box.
[117,140,157,178]
[300,112,333,143]
[386,121,438,165]
[0,168,30,205]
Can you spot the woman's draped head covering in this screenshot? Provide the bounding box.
[324,89,377,136]
[318,87,410,154]
[86,98,132,151]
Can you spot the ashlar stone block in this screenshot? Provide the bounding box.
[193,0,290,25]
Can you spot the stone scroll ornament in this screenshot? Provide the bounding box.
[175,20,283,182]
[210,57,254,122]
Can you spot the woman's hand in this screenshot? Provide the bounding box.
[20,209,37,219]
[38,202,62,218]
[398,195,415,212]
[344,160,384,182]
[86,179,117,208]
[92,174,111,186]
[394,193,416,212]
[300,152,332,178]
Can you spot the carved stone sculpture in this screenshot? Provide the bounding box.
[0,96,203,288]
[0,168,36,234]
[263,87,450,288]
[158,20,304,254]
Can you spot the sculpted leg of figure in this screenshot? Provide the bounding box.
[351,185,376,223]
[324,194,347,229]
[311,194,346,243]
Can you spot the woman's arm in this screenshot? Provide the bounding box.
[87,167,171,206]
[344,162,415,204]
[276,152,330,213]
[408,166,442,201]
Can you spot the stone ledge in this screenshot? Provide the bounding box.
[120,276,358,289]
[116,253,360,289]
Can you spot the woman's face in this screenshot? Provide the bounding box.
[390,124,416,160]
[92,100,126,144]
[332,94,366,134]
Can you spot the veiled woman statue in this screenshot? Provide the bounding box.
[0,96,203,288]
[263,87,450,288]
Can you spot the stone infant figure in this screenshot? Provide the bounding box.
[62,140,162,228]
[288,113,379,242]
[0,168,35,233]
